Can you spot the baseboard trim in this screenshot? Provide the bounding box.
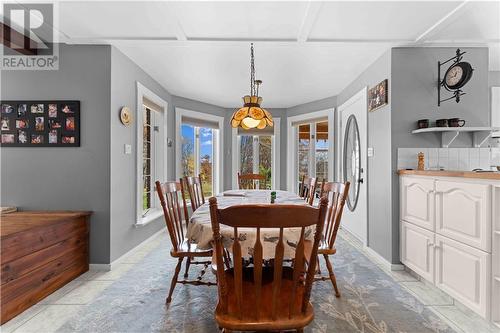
[89,263,111,271]
[363,245,405,271]
[89,228,165,271]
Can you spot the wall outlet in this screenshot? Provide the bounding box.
[368,147,374,157]
[124,144,132,154]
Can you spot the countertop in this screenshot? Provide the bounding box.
[398,169,500,180]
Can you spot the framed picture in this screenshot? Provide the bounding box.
[368,79,388,112]
[0,100,80,147]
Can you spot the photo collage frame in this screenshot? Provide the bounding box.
[1,101,80,147]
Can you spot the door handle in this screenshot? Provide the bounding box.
[359,178,364,184]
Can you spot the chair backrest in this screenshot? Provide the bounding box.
[237,172,267,190]
[184,174,205,210]
[209,197,328,321]
[301,177,317,206]
[320,181,350,250]
[155,180,189,253]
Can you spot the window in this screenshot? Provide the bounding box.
[136,82,167,225]
[296,120,330,182]
[176,108,223,197]
[181,124,215,197]
[238,135,273,189]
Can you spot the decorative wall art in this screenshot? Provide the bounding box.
[368,79,388,112]
[0,101,80,147]
[119,106,132,126]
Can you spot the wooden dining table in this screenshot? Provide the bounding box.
[186,189,313,259]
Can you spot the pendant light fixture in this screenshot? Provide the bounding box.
[230,43,273,130]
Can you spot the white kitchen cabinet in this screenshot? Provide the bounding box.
[435,180,491,252]
[400,176,435,231]
[435,234,491,318]
[399,173,498,322]
[400,221,435,282]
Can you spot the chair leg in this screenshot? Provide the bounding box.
[184,257,191,278]
[323,254,340,297]
[166,257,183,304]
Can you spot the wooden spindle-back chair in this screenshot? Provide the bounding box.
[209,196,329,332]
[155,180,215,304]
[184,174,205,211]
[300,176,317,206]
[314,181,350,297]
[237,172,267,190]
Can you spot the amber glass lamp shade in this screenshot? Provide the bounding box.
[230,95,273,130]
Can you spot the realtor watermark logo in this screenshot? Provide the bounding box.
[1,2,59,70]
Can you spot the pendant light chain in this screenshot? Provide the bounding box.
[250,43,255,97]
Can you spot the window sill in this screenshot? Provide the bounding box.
[135,209,163,227]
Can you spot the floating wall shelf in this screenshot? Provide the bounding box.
[411,127,500,148]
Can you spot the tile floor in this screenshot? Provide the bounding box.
[2,230,499,333]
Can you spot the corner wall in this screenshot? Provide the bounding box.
[337,50,393,262]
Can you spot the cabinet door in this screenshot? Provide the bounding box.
[435,180,491,252]
[400,221,435,283]
[400,176,435,231]
[435,235,491,318]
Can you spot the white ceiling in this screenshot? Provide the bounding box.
[56,1,500,108]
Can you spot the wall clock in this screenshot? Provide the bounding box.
[438,49,474,106]
[120,106,132,126]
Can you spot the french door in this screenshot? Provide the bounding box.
[296,121,329,184]
[238,135,273,189]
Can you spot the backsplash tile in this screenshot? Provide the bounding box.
[397,148,496,171]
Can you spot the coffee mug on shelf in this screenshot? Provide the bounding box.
[417,119,429,129]
[448,118,466,127]
[436,119,448,127]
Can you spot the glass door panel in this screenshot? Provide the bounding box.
[258,136,272,188]
[298,124,310,180]
[199,127,213,197]
[315,121,328,181]
[239,135,254,175]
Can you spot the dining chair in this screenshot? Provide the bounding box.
[155,180,215,304]
[300,176,317,206]
[208,196,329,332]
[184,174,205,211]
[237,172,267,190]
[314,181,350,297]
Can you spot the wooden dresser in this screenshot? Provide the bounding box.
[1,211,91,324]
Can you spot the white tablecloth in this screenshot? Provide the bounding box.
[186,190,312,259]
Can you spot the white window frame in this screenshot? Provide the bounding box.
[286,109,334,193]
[135,82,168,226]
[175,108,224,195]
[231,117,281,190]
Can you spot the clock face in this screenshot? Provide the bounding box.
[445,65,463,87]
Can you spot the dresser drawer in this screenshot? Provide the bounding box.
[435,180,491,252]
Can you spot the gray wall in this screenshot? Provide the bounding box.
[109,47,174,262]
[109,47,232,262]
[389,47,490,263]
[489,71,500,87]
[337,50,393,262]
[0,44,112,264]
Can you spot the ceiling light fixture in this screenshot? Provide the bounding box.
[230,43,273,130]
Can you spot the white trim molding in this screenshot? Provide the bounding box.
[175,108,224,194]
[231,117,281,190]
[135,81,168,226]
[286,109,335,193]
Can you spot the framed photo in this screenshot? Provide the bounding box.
[0,100,80,147]
[368,79,388,112]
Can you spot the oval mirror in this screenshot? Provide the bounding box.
[343,114,361,211]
